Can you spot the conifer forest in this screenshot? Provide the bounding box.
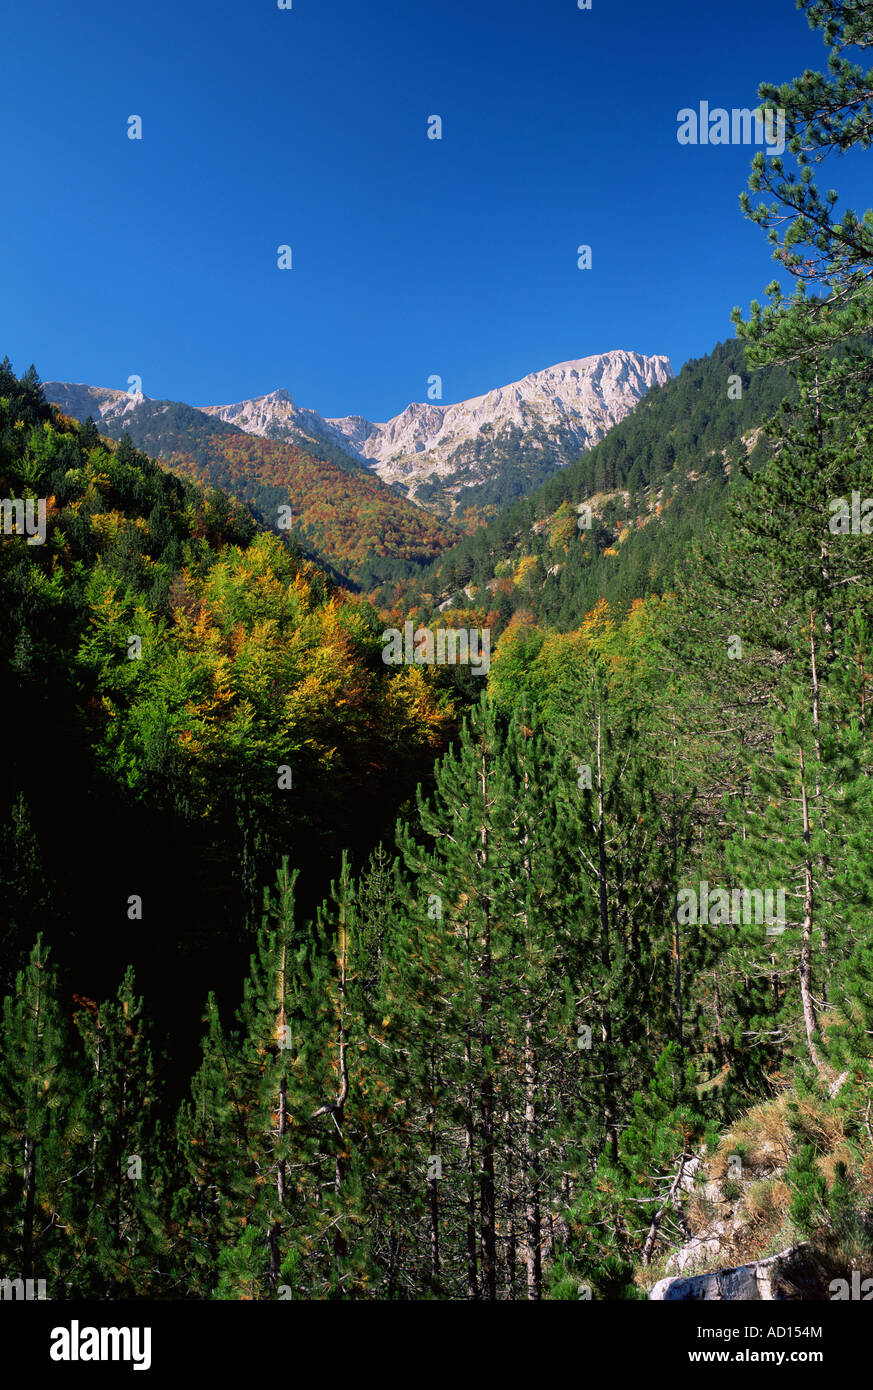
[3,1,873,1361]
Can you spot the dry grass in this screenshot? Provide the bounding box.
[743,1177,791,1234]
[792,1094,847,1153]
[685,1188,719,1235]
[636,1078,873,1297]
[709,1089,848,1182]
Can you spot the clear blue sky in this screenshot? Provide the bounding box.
[0,0,865,421]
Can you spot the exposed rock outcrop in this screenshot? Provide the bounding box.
[45,350,672,515]
[650,1244,817,1300]
[321,350,673,499]
[46,350,672,517]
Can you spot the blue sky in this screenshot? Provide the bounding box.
[0,0,866,421]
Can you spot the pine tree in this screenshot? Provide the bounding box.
[549,1043,711,1296]
[734,0,873,372]
[0,938,89,1293]
[395,696,539,1298]
[173,992,251,1298]
[0,795,53,990]
[74,968,166,1296]
[394,694,632,1298]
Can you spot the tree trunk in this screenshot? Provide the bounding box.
[505,1106,518,1300]
[464,1026,478,1299]
[596,710,618,1163]
[478,747,497,1300]
[427,1063,440,1288]
[21,1136,36,1281]
[523,1016,541,1300]
[798,744,825,1074]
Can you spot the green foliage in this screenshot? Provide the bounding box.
[69,392,458,590]
[4,1,873,1300]
[0,360,457,1007]
[383,340,795,632]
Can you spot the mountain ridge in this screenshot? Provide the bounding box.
[47,348,672,522]
[41,387,456,589]
[371,338,796,630]
[201,349,673,515]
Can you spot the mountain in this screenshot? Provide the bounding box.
[45,348,671,582]
[336,349,672,502]
[0,355,457,1053]
[47,383,370,478]
[199,349,673,520]
[45,381,145,428]
[193,387,364,474]
[380,339,795,630]
[43,386,456,589]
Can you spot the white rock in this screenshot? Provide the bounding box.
[651,1245,813,1301]
[196,351,672,500]
[323,350,673,495]
[46,349,673,513]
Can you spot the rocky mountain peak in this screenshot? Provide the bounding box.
[45,348,672,517]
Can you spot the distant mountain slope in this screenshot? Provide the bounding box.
[384,340,795,629]
[198,350,673,520]
[1,357,457,1034]
[199,388,370,477]
[49,383,370,477]
[336,349,673,513]
[44,385,457,589]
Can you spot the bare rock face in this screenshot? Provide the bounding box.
[45,349,673,516]
[330,351,673,504]
[650,1245,818,1301]
[197,350,673,511]
[199,389,365,461]
[665,1156,745,1275]
[45,382,143,423]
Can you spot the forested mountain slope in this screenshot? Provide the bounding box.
[320,348,672,519]
[4,0,873,1310]
[152,349,671,522]
[379,340,795,630]
[0,360,460,1056]
[43,386,457,590]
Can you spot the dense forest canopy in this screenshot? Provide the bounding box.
[76,392,459,591]
[0,365,465,1060]
[2,0,873,1308]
